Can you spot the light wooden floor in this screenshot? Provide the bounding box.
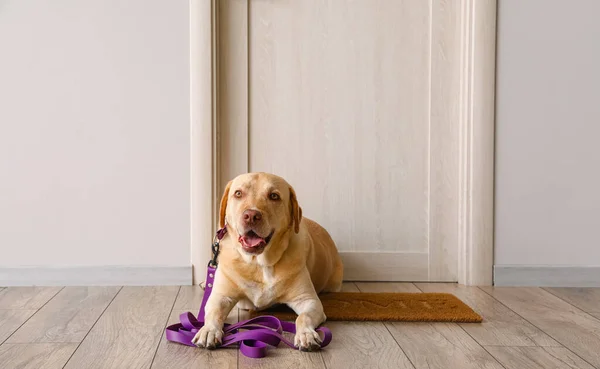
[1,283,600,369]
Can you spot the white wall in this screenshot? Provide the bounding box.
[495,0,600,267]
[0,1,190,273]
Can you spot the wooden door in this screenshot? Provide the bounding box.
[209,0,496,282]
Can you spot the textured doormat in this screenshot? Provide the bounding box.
[249,292,482,323]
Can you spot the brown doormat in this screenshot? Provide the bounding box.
[248,292,482,323]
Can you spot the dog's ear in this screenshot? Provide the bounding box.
[219,181,232,228]
[289,186,302,233]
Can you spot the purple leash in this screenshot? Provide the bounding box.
[164,228,332,358]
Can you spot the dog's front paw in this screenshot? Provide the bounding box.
[294,328,322,352]
[192,325,223,349]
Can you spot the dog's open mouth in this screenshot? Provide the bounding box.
[238,230,274,254]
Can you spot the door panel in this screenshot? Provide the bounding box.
[249,0,431,254]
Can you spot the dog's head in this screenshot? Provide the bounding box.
[219,173,302,256]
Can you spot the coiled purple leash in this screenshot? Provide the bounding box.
[164,228,333,358]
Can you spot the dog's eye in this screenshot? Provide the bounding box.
[269,193,280,201]
[234,190,242,198]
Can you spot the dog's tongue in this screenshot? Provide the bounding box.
[239,232,266,248]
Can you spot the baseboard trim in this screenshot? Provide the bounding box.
[340,251,429,281]
[494,265,600,287]
[0,265,192,286]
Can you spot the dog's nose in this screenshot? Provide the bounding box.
[242,209,262,224]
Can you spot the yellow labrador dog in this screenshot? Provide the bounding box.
[192,172,343,351]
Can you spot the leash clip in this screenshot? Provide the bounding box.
[208,226,227,268]
[208,240,220,268]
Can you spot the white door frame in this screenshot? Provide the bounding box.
[190,0,497,286]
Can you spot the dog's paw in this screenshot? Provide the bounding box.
[192,325,223,349]
[294,328,322,352]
